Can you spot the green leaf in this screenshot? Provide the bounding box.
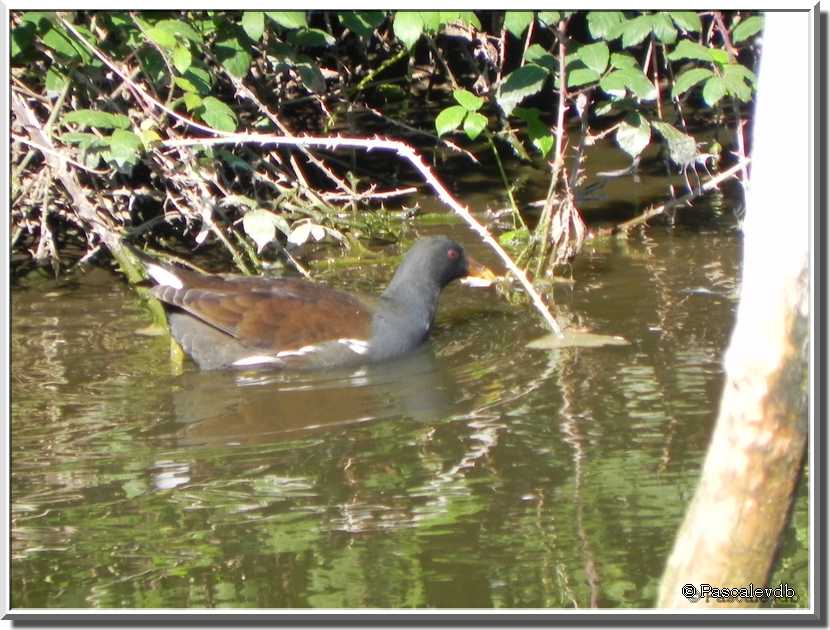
[577,41,609,74]
[514,107,553,158]
[455,11,482,30]
[295,62,326,94]
[182,92,202,112]
[497,63,549,117]
[504,11,533,38]
[215,35,252,78]
[42,25,81,60]
[651,121,697,167]
[199,97,237,132]
[393,12,424,49]
[155,19,203,44]
[241,11,265,41]
[666,40,715,63]
[616,112,651,159]
[524,44,556,74]
[499,228,530,246]
[453,89,483,112]
[265,11,307,30]
[701,76,727,106]
[651,13,677,44]
[610,53,638,69]
[418,12,442,33]
[172,46,192,73]
[463,111,487,140]
[146,25,177,49]
[288,28,336,48]
[60,131,99,146]
[108,129,143,167]
[182,66,212,95]
[568,67,601,88]
[435,105,466,136]
[672,67,714,98]
[11,22,36,58]
[586,11,625,39]
[722,64,754,101]
[340,11,386,38]
[45,68,68,95]
[668,11,701,33]
[732,15,764,43]
[64,109,131,130]
[600,68,655,101]
[536,12,561,27]
[620,15,653,47]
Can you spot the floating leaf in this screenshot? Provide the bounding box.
[616,112,651,159]
[393,12,423,49]
[265,11,307,30]
[64,109,131,130]
[453,88,483,112]
[435,105,466,136]
[732,15,764,43]
[463,111,487,140]
[672,67,714,99]
[577,41,609,74]
[527,330,631,349]
[504,11,533,38]
[586,11,624,39]
[241,11,265,41]
[496,63,549,117]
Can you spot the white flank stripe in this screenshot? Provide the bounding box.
[147,264,184,290]
[338,338,369,355]
[276,345,318,358]
[232,355,283,366]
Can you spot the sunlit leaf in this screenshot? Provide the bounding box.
[497,63,549,117]
[453,89,484,112]
[702,76,727,106]
[215,34,252,78]
[64,109,131,130]
[265,11,307,30]
[504,11,533,38]
[577,41,609,74]
[524,44,556,74]
[668,11,702,33]
[536,11,561,27]
[463,111,487,140]
[732,15,764,43]
[616,112,651,159]
[393,12,424,49]
[672,67,714,99]
[567,67,601,88]
[435,105,466,136]
[651,13,677,44]
[199,97,237,132]
[172,46,192,73]
[241,11,265,41]
[108,129,143,168]
[586,11,625,39]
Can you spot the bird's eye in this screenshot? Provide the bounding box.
[447,249,460,260]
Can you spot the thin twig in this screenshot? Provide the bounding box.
[597,158,751,235]
[162,132,562,335]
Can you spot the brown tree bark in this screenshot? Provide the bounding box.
[657,11,812,608]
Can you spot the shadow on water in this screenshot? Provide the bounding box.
[10,159,809,608]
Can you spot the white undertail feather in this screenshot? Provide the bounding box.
[146,264,184,290]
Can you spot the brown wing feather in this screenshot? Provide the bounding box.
[151,279,373,351]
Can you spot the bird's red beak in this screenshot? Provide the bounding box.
[461,257,498,287]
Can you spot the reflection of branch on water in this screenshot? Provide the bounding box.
[558,360,601,608]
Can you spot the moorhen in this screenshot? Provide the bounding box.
[142,236,495,370]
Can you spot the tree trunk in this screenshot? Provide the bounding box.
[657,10,812,608]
